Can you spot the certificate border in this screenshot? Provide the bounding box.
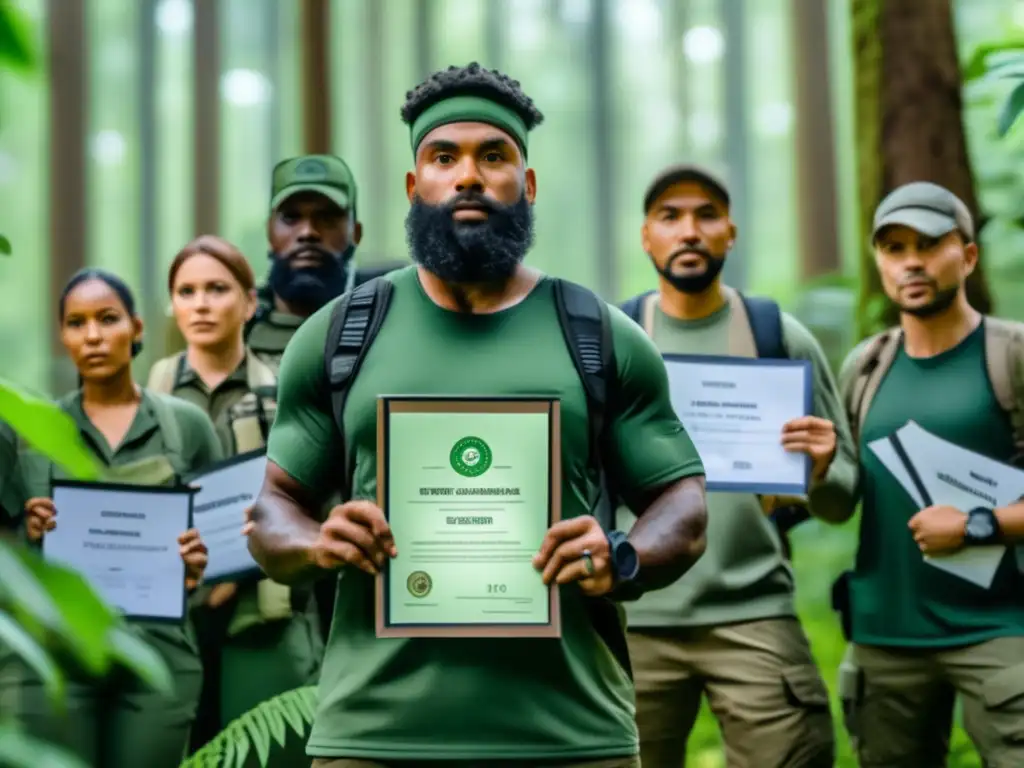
[661,354,814,495]
[374,395,562,639]
[47,479,196,624]
[182,448,268,585]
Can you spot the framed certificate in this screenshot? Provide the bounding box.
[375,396,562,639]
[183,449,267,585]
[46,480,195,622]
[662,354,813,495]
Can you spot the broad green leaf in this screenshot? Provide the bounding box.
[998,81,1024,137]
[0,721,89,768]
[241,711,271,766]
[0,234,9,255]
[108,625,172,696]
[0,2,36,73]
[9,543,117,676]
[0,540,62,632]
[0,612,64,709]
[963,40,1024,80]
[0,381,102,480]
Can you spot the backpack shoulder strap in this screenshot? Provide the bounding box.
[552,278,617,529]
[146,391,186,471]
[323,277,394,499]
[737,293,787,359]
[847,328,902,442]
[245,349,279,391]
[618,290,657,335]
[982,316,1024,463]
[146,353,184,394]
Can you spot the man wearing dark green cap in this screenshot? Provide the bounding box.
[246,154,364,371]
[618,163,854,768]
[247,62,710,767]
[836,180,1024,767]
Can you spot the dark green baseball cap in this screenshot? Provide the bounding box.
[872,181,974,242]
[269,154,358,214]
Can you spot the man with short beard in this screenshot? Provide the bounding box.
[246,154,364,371]
[618,164,857,768]
[246,62,711,767]
[835,181,1024,767]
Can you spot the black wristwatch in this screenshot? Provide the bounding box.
[606,530,643,601]
[964,507,1002,545]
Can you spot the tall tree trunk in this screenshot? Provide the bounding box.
[852,0,992,339]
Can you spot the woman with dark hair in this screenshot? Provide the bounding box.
[147,236,322,752]
[14,267,221,767]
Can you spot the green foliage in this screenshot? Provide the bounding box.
[0,234,10,256]
[0,0,36,74]
[0,722,89,768]
[0,380,103,480]
[180,686,318,768]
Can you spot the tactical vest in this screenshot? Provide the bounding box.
[146,352,294,629]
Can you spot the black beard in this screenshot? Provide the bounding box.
[267,244,353,312]
[655,249,727,294]
[405,191,534,283]
[898,283,961,319]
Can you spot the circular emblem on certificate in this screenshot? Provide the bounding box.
[449,436,492,477]
[407,570,432,598]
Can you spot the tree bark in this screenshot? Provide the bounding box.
[853,0,992,338]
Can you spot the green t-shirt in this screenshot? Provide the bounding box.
[620,300,858,628]
[266,265,704,760]
[839,322,1024,647]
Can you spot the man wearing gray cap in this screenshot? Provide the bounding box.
[837,180,1024,767]
[618,164,858,767]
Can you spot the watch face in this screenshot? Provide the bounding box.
[967,512,995,539]
[616,542,640,580]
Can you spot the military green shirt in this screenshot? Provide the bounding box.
[0,420,25,530]
[619,299,859,628]
[266,266,705,760]
[18,389,222,496]
[158,353,268,457]
[839,322,1024,647]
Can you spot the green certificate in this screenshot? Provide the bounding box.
[374,397,562,638]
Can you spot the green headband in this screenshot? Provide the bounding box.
[410,95,530,158]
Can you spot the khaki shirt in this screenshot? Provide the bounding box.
[245,309,304,373]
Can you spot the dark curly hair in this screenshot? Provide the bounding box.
[400,62,545,130]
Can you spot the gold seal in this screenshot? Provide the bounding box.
[407,570,432,598]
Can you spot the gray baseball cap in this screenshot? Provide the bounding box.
[872,181,974,242]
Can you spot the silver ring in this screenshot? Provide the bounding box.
[581,548,595,576]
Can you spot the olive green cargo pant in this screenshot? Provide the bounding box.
[310,758,640,767]
[2,625,202,768]
[627,617,834,768]
[838,637,1024,768]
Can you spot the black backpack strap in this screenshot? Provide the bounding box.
[552,279,616,528]
[619,290,655,327]
[552,279,633,680]
[323,277,394,499]
[738,293,786,359]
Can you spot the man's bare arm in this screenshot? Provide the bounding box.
[621,474,708,591]
[247,461,326,585]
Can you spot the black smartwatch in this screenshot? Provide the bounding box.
[606,530,643,601]
[964,507,1001,545]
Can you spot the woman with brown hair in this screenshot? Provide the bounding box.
[147,234,323,749]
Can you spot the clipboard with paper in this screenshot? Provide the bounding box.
[868,420,1024,589]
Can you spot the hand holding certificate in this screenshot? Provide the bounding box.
[662,354,813,494]
[42,480,197,621]
[374,396,561,639]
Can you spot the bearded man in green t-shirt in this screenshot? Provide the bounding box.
[246,62,710,767]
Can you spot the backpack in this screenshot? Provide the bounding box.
[845,316,1024,572]
[323,274,631,674]
[619,287,810,541]
[147,352,278,454]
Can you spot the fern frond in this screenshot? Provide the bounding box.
[180,686,318,768]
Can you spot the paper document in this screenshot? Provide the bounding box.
[869,420,1024,588]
